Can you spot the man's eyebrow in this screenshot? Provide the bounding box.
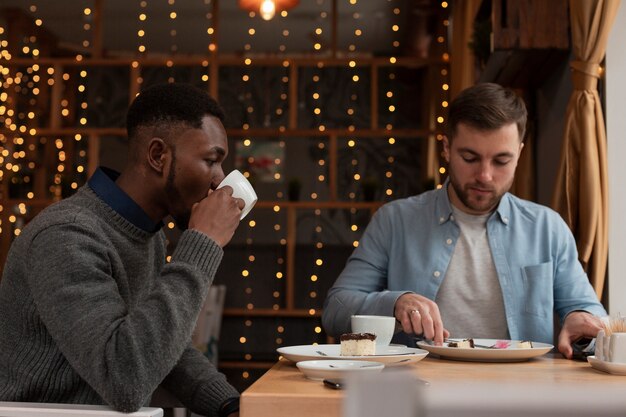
[457,147,515,158]
[210,146,226,157]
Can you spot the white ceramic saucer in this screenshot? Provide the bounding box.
[587,356,626,375]
[277,344,428,366]
[295,359,384,380]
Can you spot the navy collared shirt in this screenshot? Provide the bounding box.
[88,167,163,233]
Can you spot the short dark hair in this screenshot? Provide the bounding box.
[126,83,225,140]
[447,82,527,141]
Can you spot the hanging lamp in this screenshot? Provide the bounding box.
[238,0,300,21]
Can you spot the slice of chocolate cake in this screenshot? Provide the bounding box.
[340,332,376,356]
[447,338,475,348]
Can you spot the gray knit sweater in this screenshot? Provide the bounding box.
[0,185,239,416]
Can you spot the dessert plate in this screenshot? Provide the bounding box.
[277,344,428,366]
[587,356,626,375]
[416,338,553,362]
[296,360,384,380]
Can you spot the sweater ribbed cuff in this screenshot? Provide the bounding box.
[172,229,224,278]
[218,397,240,417]
[194,380,240,417]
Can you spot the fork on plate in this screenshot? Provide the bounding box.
[328,363,380,368]
[444,339,498,349]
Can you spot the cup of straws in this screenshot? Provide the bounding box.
[596,315,626,363]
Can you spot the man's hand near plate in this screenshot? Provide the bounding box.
[394,293,450,345]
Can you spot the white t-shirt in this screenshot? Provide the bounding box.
[435,205,509,339]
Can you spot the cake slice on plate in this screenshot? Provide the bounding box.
[340,332,376,355]
[447,338,475,348]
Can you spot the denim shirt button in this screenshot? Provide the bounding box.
[502,217,509,224]
[446,238,453,245]
[439,217,445,223]
[433,270,441,278]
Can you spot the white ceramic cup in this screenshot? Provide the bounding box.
[608,332,626,363]
[351,315,396,346]
[217,169,258,219]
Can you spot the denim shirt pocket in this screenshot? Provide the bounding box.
[521,261,553,318]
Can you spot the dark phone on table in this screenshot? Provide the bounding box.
[571,337,595,361]
[323,379,344,389]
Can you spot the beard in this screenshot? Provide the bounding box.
[448,170,513,214]
[164,149,191,230]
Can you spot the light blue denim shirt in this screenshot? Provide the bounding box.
[322,184,606,345]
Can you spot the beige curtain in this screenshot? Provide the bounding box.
[552,0,621,298]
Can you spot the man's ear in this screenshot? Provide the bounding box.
[442,135,451,163]
[147,138,169,174]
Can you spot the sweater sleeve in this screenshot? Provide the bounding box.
[26,220,223,412]
[161,346,239,417]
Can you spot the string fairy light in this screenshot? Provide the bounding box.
[345,0,362,253]
[201,0,214,85]
[307,62,324,331]
[237,8,263,382]
[239,138,255,382]
[0,20,9,238]
[384,0,400,200]
[301,0,331,341]
[269,9,291,350]
[308,152,325,331]
[272,140,286,349]
[436,3,450,188]
[137,1,148,55]
[0,3,50,238]
[167,0,178,83]
[70,7,91,193]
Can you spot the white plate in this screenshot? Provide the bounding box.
[295,360,384,380]
[277,344,428,366]
[588,356,626,375]
[416,339,553,362]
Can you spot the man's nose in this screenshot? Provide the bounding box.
[212,168,226,190]
[476,162,493,182]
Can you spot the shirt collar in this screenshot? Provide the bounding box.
[88,167,163,233]
[435,178,511,226]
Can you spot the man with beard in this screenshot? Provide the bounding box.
[0,83,242,416]
[322,83,606,359]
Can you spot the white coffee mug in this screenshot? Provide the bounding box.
[217,169,258,219]
[351,315,396,346]
[608,332,626,363]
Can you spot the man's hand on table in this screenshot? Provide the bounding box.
[394,293,449,345]
[557,311,604,359]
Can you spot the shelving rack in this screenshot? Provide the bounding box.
[0,0,451,388]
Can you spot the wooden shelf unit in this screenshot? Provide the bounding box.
[0,1,451,377]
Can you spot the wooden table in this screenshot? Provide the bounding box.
[240,355,625,417]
